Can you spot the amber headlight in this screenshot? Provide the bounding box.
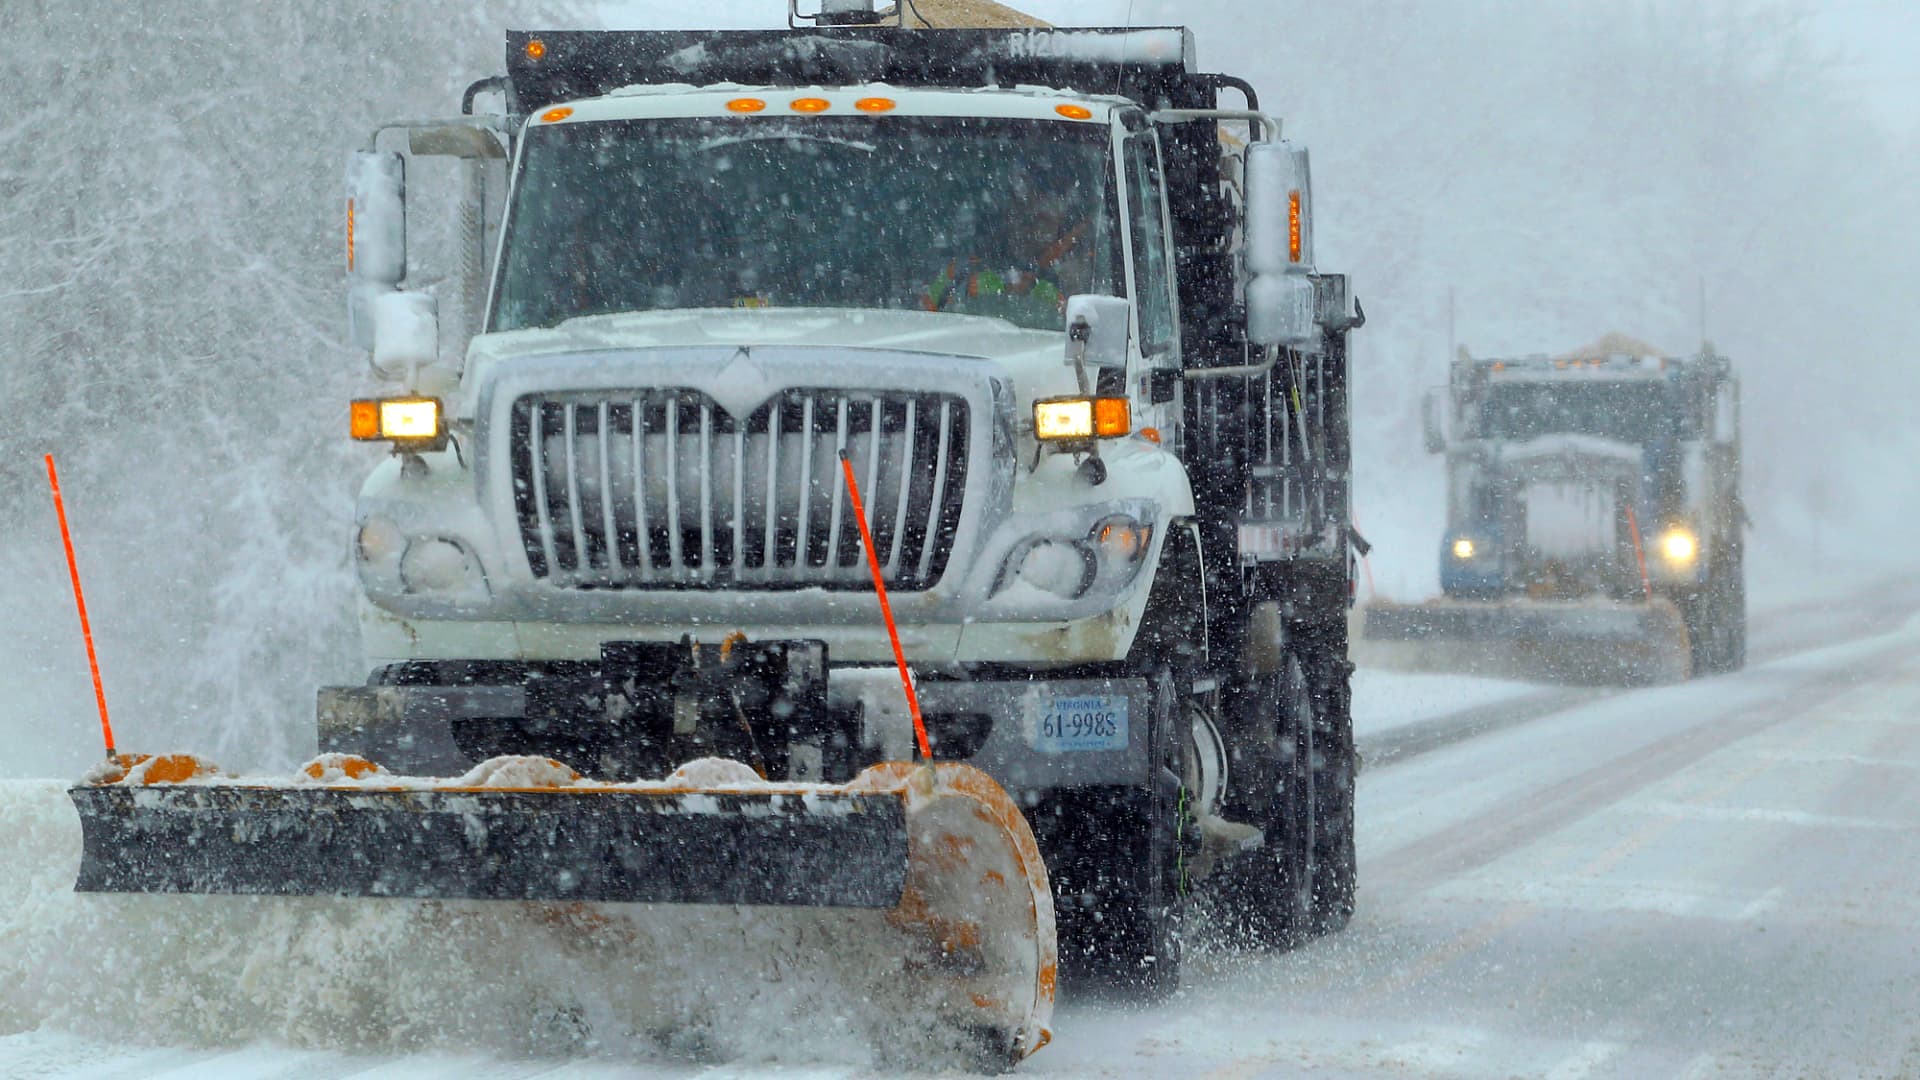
[351,397,445,449]
[1034,397,1130,441]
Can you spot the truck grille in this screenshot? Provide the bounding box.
[510,389,969,590]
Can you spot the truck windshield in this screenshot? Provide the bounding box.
[491,115,1124,333]
[1475,381,1689,443]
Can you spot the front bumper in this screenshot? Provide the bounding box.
[319,670,1152,793]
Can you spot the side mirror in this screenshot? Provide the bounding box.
[371,291,439,386]
[1243,141,1317,348]
[1246,274,1315,349]
[347,151,407,351]
[1422,387,1447,453]
[1064,294,1131,370]
[1244,141,1313,275]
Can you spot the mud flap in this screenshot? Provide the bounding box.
[69,754,1055,1066]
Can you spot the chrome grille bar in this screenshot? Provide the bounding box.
[527,404,560,576]
[665,394,682,573]
[861,396,884,577]
[795,395,815,573]
[916,399,952,583]
[763,396,781,581]
[562,404,587,573]
[597,401,617,574]
[699,401,715,579]
[885,398,916,577]
[631,395,653,579]
[732,422,747,584]
[825,396,848,578]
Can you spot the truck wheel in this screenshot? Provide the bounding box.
[1047,668,1188,999]
[1305,649,1357,936]
[1683,547,1746,675]
[1211,655,1316,949]
[1716,542,1747,672]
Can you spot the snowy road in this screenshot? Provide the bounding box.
[5,583,1920,1077]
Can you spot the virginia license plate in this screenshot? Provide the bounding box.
[1029,695,1129,753]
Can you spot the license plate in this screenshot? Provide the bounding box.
[1029,695,1129,753]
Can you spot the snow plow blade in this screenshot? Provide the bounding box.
[68,753,1056,1065]
[1358,596,1691,685]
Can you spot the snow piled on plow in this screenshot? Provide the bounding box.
[0,779,969,1067]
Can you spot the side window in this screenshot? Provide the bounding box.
[1123,133,1176,357]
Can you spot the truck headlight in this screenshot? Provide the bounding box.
[351,397,446,450]
[1034,396,1130,441]
[1660,528,1698,564]
[1093,515,1153,571]
[400,538,480,594]
[357,515,405,565]
[1016,539,1097,599]
[1452,538,1476,560]
[996,515,1154,601]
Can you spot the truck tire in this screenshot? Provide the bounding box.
[1210,654,1316,949]
[1683,543,1746,675]
[1303,643,1357,935]
[1716,541,1747,672]
[1044,668,1188,999]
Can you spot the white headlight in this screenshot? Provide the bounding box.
[1660,529,1698,563]
[1018,540,1095,599]
[400,538,477,594]
[1452,538,1475,560]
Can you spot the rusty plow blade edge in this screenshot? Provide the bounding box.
[67,757,1057,1064]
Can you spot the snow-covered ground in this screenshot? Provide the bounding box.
[1351,670,1537,739]
[8,579,1920,1077]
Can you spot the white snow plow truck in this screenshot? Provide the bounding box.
[69,1,1363,1061]
[1364,335,1744,684]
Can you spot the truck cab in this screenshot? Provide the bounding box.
[1426,343,1746,673]
[330,15,1361,993]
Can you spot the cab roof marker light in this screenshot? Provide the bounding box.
[855,97,896,112]
[790,97,831,113]
[539,107,573,123]
[1055,103,1094,120]
[727,97,767,113]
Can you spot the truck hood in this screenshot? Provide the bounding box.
[459,308,1075,415]
[1489,433,1644,484]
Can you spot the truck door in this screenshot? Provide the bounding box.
[1122,130,1181,441]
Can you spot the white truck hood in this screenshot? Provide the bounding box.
[457,308,1076,416]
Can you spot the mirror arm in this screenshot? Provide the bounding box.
[463,76,508,116]
[1149,108,1278,142]
[1186,344,1280,382]
[1067,315,1093,395]
[363,117,508,156]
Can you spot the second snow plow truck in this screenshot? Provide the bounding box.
[68,1,1363,1063]
[1364,335,1744,684]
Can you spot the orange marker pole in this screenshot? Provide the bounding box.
[1624,503,1653,603]
[839,450,932,761]
[46,455,116,759]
